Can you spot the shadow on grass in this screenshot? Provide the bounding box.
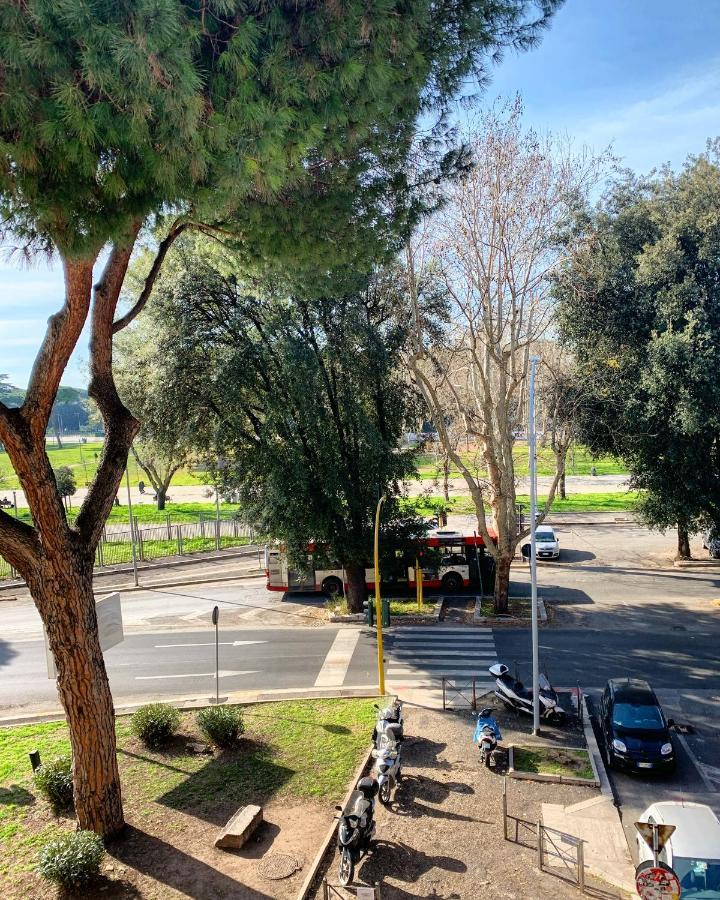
[0,785,35,807]
[107,825,275,899]
[156,738,295,826]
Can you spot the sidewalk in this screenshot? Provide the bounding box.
[312,702,633,898]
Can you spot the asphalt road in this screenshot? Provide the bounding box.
[0,626,343,711]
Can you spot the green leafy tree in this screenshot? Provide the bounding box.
[54,467,77,506]
[152,258,425,612]
[115,317,194,510]
[0,0,562,837]
[555,149,720,557]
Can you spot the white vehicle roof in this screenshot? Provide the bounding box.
[641,802,720,859]
[535,526,556,536]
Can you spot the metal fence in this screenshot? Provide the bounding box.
[0,516,260,582]
[502,779,589,894]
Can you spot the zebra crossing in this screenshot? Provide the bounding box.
[381,626,498,690]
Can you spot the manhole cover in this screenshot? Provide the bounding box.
[256,853,301,881]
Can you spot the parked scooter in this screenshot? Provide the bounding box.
[473,706,502,767]
[489,663,565,725]
[372,699,403,745]
[372,726,402,804]
[336,776,378,886]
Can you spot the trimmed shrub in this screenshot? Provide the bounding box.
[130,703,181,748]
[38,830,104,888]
[34,755,73,810]
[197,705,244,748]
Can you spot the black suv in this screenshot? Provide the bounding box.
[600,678,675,774]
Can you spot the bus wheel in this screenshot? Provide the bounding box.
[322,576,343,597]
[441,572,462,593]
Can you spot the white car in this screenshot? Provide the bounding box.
[535,526,560,560]
[637,802,720,896]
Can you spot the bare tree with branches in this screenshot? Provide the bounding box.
[406,101,606,611]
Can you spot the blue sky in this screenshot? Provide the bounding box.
[2,0,720,389]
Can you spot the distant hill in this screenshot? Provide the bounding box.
[0,377,92,435]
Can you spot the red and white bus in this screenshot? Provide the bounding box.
[265,528,496,595]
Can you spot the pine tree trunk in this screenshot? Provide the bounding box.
[32,556,124,837]
[493,551,512,614]
[345,560,368,614]
[156,486,166,511]
[559,470,566,500]
[443,455,450,501]
[676,522,691,560]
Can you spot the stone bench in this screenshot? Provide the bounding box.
[215,804,263,850]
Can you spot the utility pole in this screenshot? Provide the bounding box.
[529,356,541,735]
[374,494,387,696]
[125,466,139,587]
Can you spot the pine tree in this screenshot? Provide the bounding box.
[0,1,562,837]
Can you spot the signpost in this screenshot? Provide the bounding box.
[44,591,124,679]
[634,821,680,899]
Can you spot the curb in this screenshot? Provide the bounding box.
[295,742,376,900]
[581,695,613,799]
[0,686,381,728]
[507,744,599,788]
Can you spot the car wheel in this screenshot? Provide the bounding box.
[322,576,343,597]
[441,572,462,592]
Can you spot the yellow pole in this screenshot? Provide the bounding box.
[374,495,386,696]
[416,557,423,611]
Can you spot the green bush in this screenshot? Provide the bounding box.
[34,755,73,810]
[197,705,244,748]
[38,830,104,888]
[130,703,181,748]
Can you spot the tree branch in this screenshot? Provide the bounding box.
[21,256,96,441]
[0,508,41,577]
[112,220,188,333]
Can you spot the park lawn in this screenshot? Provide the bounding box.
[0,441,206,490]
[415,445,627,480]
[513,746,594,781]
[9,502,244,527]
[409,491,639,517]
[0,698,377,891]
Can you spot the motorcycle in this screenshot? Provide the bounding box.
[372,728,402,804]
[336,776,378,886]
[372,699,403,745]
[489,662,565,725]
[473,706,502,767]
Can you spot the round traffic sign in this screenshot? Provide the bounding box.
[635,861,681,899]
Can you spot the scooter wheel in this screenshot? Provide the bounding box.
[379,779,392,805]
[549,710,565,726]
[338,848,354,886]
[484,750,493,768]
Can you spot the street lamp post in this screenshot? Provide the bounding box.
[374,494,387,697]
[529,356,541,735]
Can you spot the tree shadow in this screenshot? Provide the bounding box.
[156,738,295,826]
[106,825,276,899]
[357,839,466,885]
[0,785,35,807]
[0,638,19,669]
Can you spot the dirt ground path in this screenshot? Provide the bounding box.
[314,704,619,899]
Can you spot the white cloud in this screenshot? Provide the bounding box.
[572,59,720,172]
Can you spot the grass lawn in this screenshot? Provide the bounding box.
[8,501,244,528]
[415,445,627,480]
[0,441,206,491]
[389,597,434,616]
[513,746,594,781]
[0,698,377,894]
[409,491,639,518]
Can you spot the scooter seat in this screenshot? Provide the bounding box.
[343,790,371,819]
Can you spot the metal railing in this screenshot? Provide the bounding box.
[442,675,480,710]
[502,779,588,893]
[0,516,260,582]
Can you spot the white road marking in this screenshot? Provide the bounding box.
[388,650,496,658]
[153,640,267,648]
[135,670,259,680]
[314,628,361,687]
